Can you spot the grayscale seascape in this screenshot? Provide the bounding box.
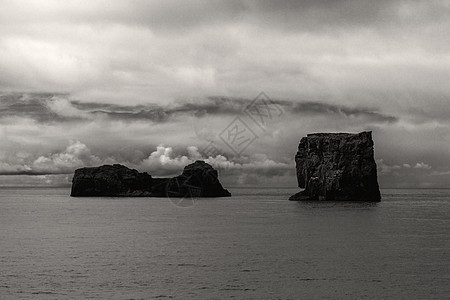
[1,187,449,299]
[1,1,449,299]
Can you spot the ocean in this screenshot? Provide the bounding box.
[0,187,449,299]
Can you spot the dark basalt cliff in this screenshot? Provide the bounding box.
[71,160,231,197]
[289,131,381,201]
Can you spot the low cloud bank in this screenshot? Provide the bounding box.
[0,141,294,187]
[1,93,449,188]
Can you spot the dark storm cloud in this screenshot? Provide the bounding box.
[0,1,449,188]
[72,96,248,120]
[243,0,449,31]
[0,171,69,176]
[0,93,398,125]
[77,96,390,123]
[12,0,443,32]
[289,101,398,123]
[1,0,448,107]
[0,93,69,123]
[0,93,245,124]
[99,0,449,36]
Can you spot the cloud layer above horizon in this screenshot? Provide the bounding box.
[0,92,449,188]
[0,1,449,188]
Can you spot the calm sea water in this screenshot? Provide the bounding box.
[0,187,449,299]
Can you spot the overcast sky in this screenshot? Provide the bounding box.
[0,0,449,188]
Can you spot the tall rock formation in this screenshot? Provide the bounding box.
[289,131,381,201]
[71,160,231,197]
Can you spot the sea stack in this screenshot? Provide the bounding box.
[71,160,231,198]
[289,131,381,201]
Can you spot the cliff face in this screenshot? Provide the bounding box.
[71,160,231,197]
[71,164,153,196]
[166,160,231,198]
[289,131,381,201]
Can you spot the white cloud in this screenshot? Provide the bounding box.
[414,162,432,170]
[45,96,93,119]
[378,159,434,174]
[141,145,191,175]
[140,143,286,167]
[0,0,448,108]
[0,1,449,187]
[430,170,450,176]
[377,159,402,175]
[138,145,292,184]
[0,161,32,174]
[32,141,101,173]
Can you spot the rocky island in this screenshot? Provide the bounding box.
[71,160,231,197]
[289,131,381,201]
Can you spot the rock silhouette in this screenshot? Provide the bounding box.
[71,160,231,197]
[289,131,381,201]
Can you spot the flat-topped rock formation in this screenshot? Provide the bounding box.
[71,160,231,197]
[289,131,381,201]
